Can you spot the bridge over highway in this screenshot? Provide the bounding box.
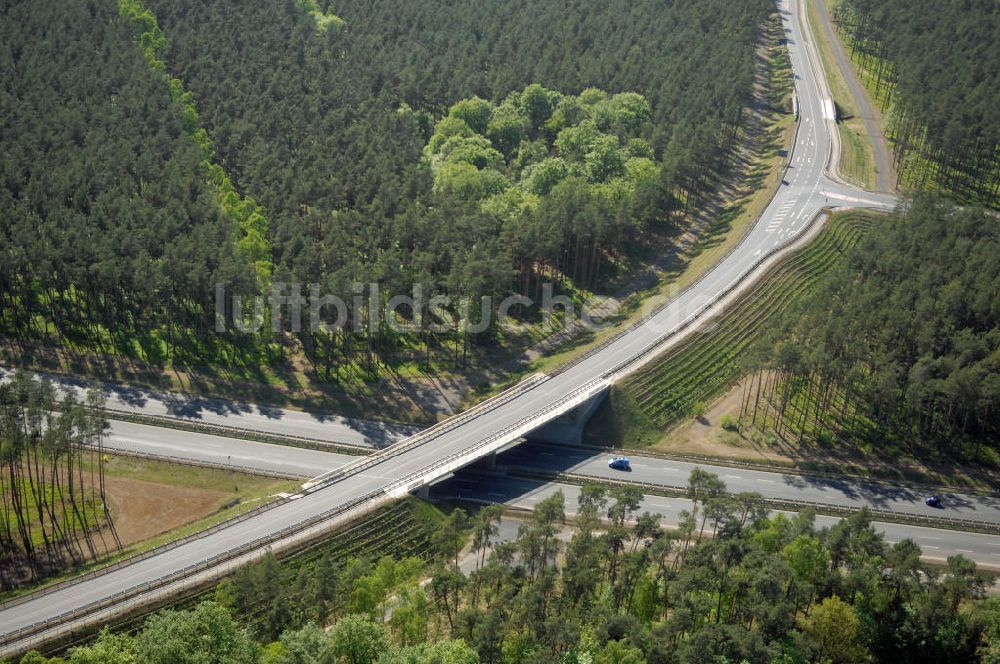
[0,0,898,655]
[95,421,1000,531]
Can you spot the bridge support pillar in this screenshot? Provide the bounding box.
[415,485,430,500]
[525,386,609,445]
[462,450,498,471]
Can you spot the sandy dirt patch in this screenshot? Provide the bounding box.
[650,378,793,463]
[103,475,230,546]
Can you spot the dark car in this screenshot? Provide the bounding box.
[924,495,942,508]
[608,455,631,472]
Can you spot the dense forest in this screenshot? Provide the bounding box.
[13,473,1000,663]
[0,371,118,588]
[0,0,774,380]
[0,0,260,362]
[741,196,1000,460]
[831,0,999,206]
[425,85,664,294]
[145,0,771,370]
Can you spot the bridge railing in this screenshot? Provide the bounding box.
[303,373,549,491]
[383,376,611,497]
[0,488,392,652]
[0,373,551,651]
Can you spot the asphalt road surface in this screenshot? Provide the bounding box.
[96,426,1000,527]
[103,420,355,478]
[497,443,1000,525]
[0,0,901,652]
[810,0,895,192]
[433,474,1000,570]
[0,367,416,449]
[96,421,1000,573]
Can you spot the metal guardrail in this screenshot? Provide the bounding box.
[383,376,611,497]
[303,372,549,490]
[87,446,305,480]
[0,373,550,651]
[525,439,1000,500]
[614,449,999,499]
[517,469,1000,535]
[1,367,417,455]
[103,408,404,455]
[0,491,288,629]
[0,488,389,650]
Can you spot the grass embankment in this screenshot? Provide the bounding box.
[25,498,454,656]
[583,211,876,447]
[299,498,449,562]
[97,455,297,547]
[228,497,452,625]
[0,455,297,601]
[806,0,878,188]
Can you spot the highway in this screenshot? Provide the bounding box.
[97,423,1000,527]
[102,420,356,478]
[0,0,900,654]
[497,443,1000,525]
[432,474,1000,570]
[98,423,1000,567]
[0,367,416,449]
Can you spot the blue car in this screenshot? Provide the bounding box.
[924,495,942,508]
[608,455,631,471]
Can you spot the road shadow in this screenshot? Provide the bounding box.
[780,472,1000,516]
[345,417,419,449]
[430,470,550,505]
[159,391,253,419]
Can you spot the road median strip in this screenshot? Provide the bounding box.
[102,409,377,456]
[503,467,1000,536]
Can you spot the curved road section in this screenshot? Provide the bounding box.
[0,0,898,655]
[810,0,895,193]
